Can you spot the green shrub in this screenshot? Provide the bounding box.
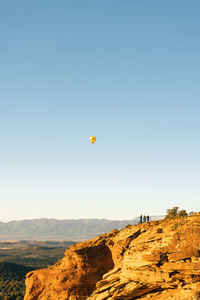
[178,209,188,217]
[165,207,189,219]
[189,211,195,216]
[165,207,179,219]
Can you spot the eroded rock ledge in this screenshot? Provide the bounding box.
[25,214,200,299]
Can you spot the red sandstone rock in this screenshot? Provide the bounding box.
[25,215,200,299]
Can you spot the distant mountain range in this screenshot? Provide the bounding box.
[0,216,164,241]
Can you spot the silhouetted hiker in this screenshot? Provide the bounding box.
[147,215,150,222]
[140,215,143,224]
[143,215,146,223]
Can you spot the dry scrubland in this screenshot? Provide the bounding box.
[0,241,74,299]
[25,213,200,299]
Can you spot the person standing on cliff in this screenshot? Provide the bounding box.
[147,215,150,222]
[140,215,143,223]
[143,215,146,223]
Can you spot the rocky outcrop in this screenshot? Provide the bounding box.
[25,214,200,299]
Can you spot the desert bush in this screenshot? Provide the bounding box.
[178,209,188,217]
[165,207,179,219]
[165,207,190,219]
[189,211,195,216]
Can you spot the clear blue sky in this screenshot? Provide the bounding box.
[0,1,200,221]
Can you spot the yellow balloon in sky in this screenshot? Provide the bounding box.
[89,136,96,144]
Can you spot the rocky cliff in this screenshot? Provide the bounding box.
[25,214,200,299]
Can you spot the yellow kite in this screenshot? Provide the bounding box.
[89,136,96,144]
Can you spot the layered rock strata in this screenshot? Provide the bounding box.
[25,214,200,299]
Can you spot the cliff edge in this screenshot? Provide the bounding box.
[25,214,200,299]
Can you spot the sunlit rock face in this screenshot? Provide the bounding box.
[25,214,200,300]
